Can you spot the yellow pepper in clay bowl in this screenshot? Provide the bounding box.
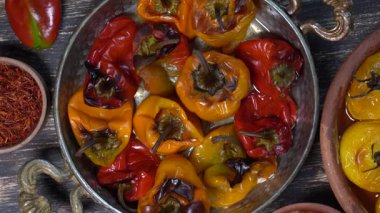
[176,50,250,122]
[68,87,133,167]
[347,52,380,120]
[133,96,203,155]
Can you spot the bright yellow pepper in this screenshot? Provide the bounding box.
[133,96,203,155]
[204,157,276,208]
[190,124,246,173]
[68,87,133,167]
[347,52,380,120]
[340,121,380,192]
[176,50,250,122]
[138,155,210,213]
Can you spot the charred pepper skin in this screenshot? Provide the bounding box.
[5,0,61,49]
[84,16,140,109]
[176,50,250,122]
[133,96,203,155]
[68,87,133,167]
[138,155,210,213]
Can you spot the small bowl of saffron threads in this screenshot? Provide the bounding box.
[0,57,47,153]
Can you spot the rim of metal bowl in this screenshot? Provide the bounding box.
[54,0,319,212]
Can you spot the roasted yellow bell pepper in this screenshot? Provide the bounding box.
[138,155,210,213]
[68,87,133,167]
[133,96,203,155]
[176,50,250,122]
[190,124,246,173]
[192,0,256,49]
[204,157,276,208]
[137,0,195,38]
[340,121,380,192]
[347,52,380,120]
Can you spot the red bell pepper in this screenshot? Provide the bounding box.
[235,102,292,158]
[5,0,61,49]
[84,16,140,109]
[133,23,190,96]
[236,38,304,95]
[97,136,160,203]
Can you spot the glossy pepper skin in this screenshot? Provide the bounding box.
[97,136,159,201]
[236,39,303,95]
[137,0,195,38]
[190,124,246,173]
[84,16,140,109]
[133,96,203,155]
[5,0,61,48]
[204,157,276,207]
[133,24,190,96]
[68,88,133,167]
[340,121,380,193]
[192,0,256,49]
[138,155,210,213]
[347,52,380,120]
[176,51,250,122]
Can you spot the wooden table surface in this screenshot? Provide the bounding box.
[0,0,379,212]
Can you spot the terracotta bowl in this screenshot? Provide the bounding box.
[320,29,380,213]
[0,57,48,154]
[274,203,341,213]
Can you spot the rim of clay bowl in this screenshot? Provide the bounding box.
[274,202,341,213]
[320,29,380,213]
[0,57,48,154]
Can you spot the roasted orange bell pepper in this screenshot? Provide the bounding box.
[137,0,195,38]
[138,155,210,213]
[347,52,380,120]
[190,124,246,173]
[68,87,133,167]
[133,96,203,155]
[191,0,256,49]
[176,50,250,122]
[204,157,276,207]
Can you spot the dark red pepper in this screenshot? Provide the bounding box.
[234,38,302,158]
[97,136,160,202]
[236,38,303,94]
[133,24,190,96]
[235,110,292,158]
[5,0,61,48]
[84,16,140,109]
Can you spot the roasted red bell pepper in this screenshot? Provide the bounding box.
[133,23,190,96]
[5,0,61,48]
[235,112,292,158]
[84,16,140,109]
[236,38,304,95]
[97,136,159,208]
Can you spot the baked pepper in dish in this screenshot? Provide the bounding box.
[204,157,276,207]
[84,16,140,109]
[190,124,246,173]
[347,52,380,120]
[133,23,190,96]
[97,136,159,210]
[68,88,133,167]
[138,155,210,213]
[5,0,61,48]
[176,50,250,122]
[137,0,195,38]
[133,96,203,155]
[192,0,256,49]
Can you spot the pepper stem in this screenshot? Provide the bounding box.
[152,39,179,51]
[350,71,380,99]
[75,139,99,157]
[117,183,137,212]
[215,4,225,32]
[193,50,210,74]
[363,144,380,172]
[239,130,271,139]
[75,128,119,157]
[152,126,172,153]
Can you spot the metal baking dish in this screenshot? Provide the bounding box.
[18,0,351,212]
